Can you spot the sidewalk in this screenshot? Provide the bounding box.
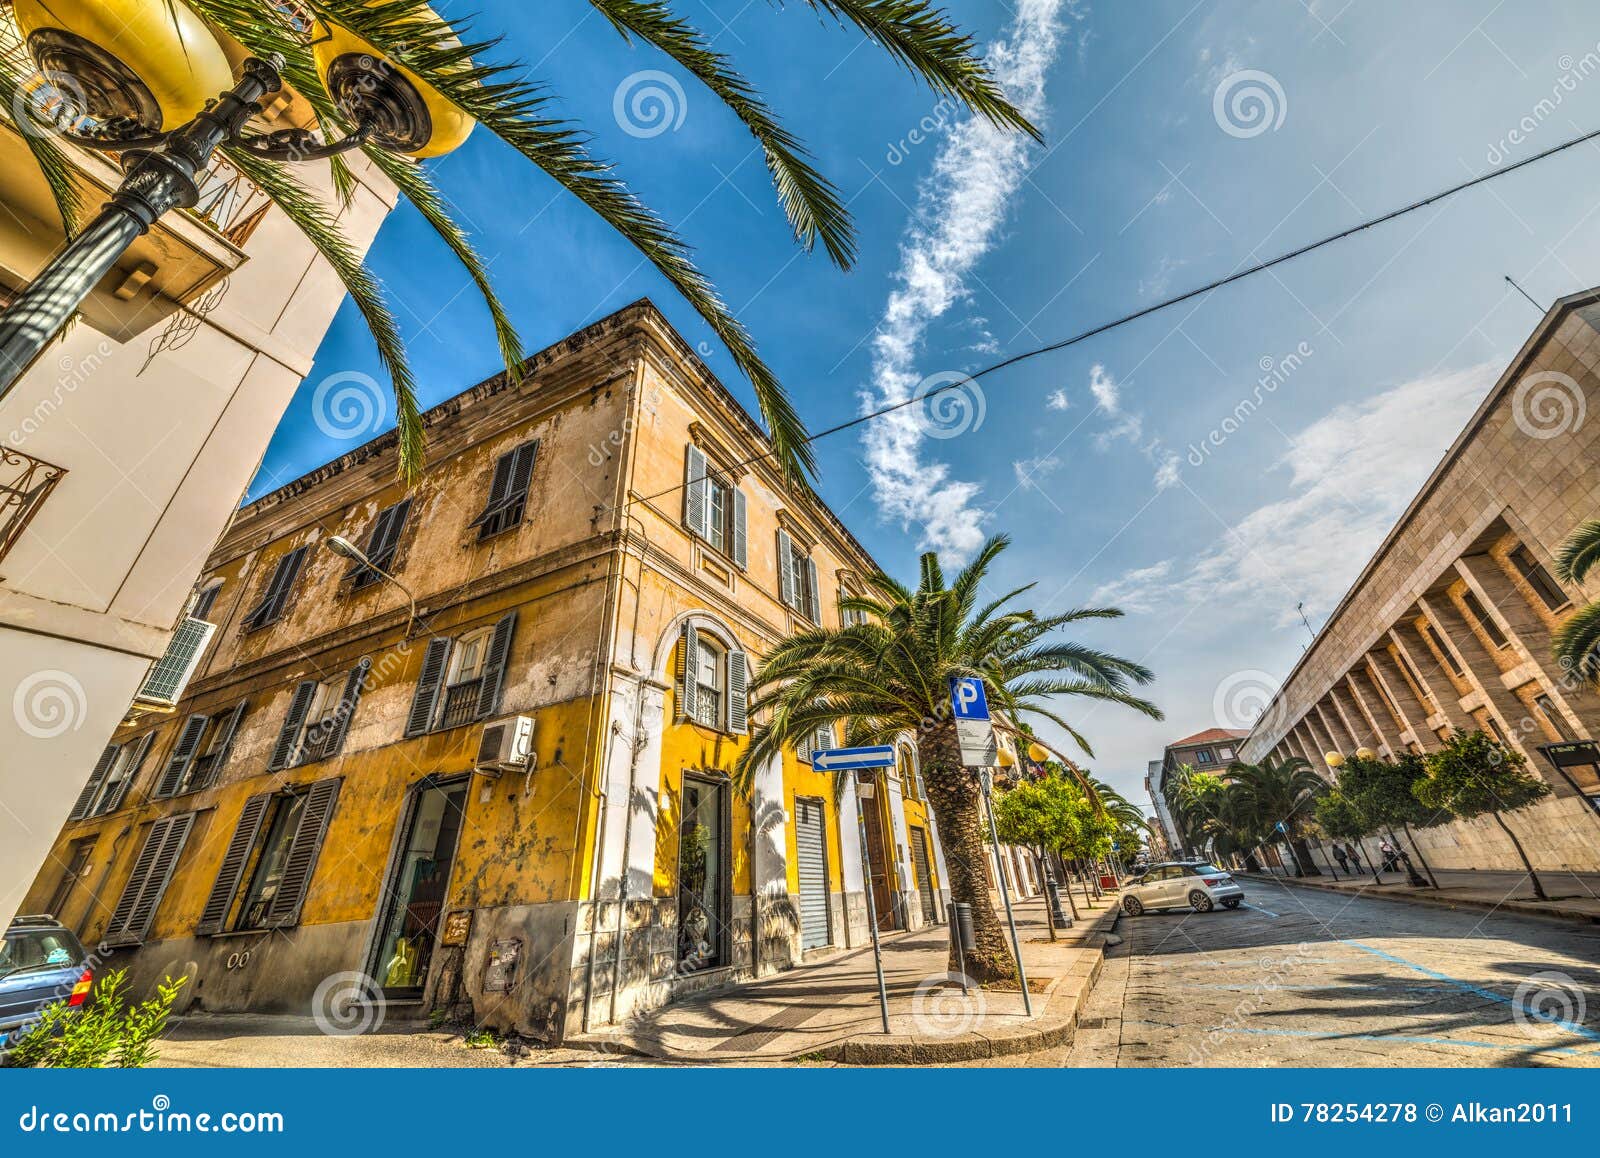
[1244,866,1600,924]
[574,893,1121,1065]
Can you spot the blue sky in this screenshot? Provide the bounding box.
[253,0,1600,806]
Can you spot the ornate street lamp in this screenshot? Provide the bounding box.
[0,0,474,394]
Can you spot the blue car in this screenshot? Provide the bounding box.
[1,916,94,1055]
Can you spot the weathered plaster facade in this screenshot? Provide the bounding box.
[1241,287,1600,872]
[19,302,954,1041]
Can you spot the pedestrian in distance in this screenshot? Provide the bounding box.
[1345,842,1364,874]
[1332,844,1350,874]
[1379,839,1398,873]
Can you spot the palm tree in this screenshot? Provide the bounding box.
[733,535,1163,982]
[1226,755,1327,876]
[1553,518,1600,682]
[0,0,1036,479]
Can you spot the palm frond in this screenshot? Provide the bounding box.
[590,0,855,267]
[0,54,83,235]
[1555,518,1600,584]
[225,146,425,480]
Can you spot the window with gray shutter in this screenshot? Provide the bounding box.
[728,649,748,735]
[350,498,413,588]
[190,582,222,622]
[264,778,342,928]
[98,732,155,815]
[684,445,709,539]
[405,637,452,737]
[269,680,318,771]
[472,441,539,539]
[804,557,821,622]
[475,611,518,719]
[103,813,195,947]
[154,714,210,799]
[677,622,699,722]
[320,657,372,758]
[242,546,308,631]
[195,793,271,935]
[197,700,249,790]
[731,488,748,569]
[777,530,796,609]
[68,746,119,821]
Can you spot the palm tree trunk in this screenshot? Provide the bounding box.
[921,726,1017,983]
[1490,811,1548,901]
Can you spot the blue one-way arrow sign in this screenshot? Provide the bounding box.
[810,745,896,772]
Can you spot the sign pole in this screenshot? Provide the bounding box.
[979,766,1033,1017]
[853,774,893,1034]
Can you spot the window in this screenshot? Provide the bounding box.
[68,734,157,820]
[197,779,342,935]
[1511,545,1569,611]
[471,440,539,540]
[404,613,519,736]
[692,637,725,729]
[1218,746,1235,761]
[1460,588,1509,649]
[190,581,222,622]
[102,813,196,947]
[676,623,748,735]
[777,529,820,621]
[46,839,95,920]
[1485,716,1509,746]
[153,702,248,799]
[683,446,747,567]
[348,498,412,588]
[898,747,922,798]
[1423,623,1464,679]
[1195,748,1214,765]
[268,659,373,770]
[1535,694,1573,740]
[839,586,868,628]
[238,794,308,930]
[241,545,308,632]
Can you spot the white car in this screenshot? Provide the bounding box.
[1120,862,1244,914]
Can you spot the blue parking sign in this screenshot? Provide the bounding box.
[949,676,990,721]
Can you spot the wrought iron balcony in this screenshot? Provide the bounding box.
[0,445,64,568]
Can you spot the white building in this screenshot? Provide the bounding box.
[0,12,395,927]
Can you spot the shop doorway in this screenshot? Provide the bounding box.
[677,775,729,971]
[909,826,938,924]
[370,779,468,999]
[794,797,831,950]
[859,779,899,932]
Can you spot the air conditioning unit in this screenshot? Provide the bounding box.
[476,715,535,774]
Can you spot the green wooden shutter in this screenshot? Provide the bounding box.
[195,792,272,936]
[154,714,210,799]
[268,680,318,771]
[405,638,452,737]
[678,622,699,722]
[264,778,342,928]
[475,611,518,719]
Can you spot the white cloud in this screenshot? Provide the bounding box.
[1013,454,1062,490]
[1089,363,1496,625]
[1088,362,1121,412]
[862,0,1066,563]
[1046,387,1071,411]
[1089,560,1173,614]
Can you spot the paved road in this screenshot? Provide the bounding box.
[1065,878,1600,1067]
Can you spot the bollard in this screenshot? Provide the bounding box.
[948,901,975,952]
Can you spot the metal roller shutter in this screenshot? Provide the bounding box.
[794,798,831,951]
[910,827,938,924]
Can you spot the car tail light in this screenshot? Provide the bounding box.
[68,969,92,1007]
[1203,876,1228,886]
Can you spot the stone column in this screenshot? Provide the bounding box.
[1456,553,1600,739]
[1418,593,1544,766]
[1343,670,1399,756]
[1314,701,1355,759]
[1388,627,1474,735]
[1366,650,1434,750]
[1327,684,1375,752]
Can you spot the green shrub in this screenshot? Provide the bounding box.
[6,969,185,1069]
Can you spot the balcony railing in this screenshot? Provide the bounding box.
[439,680,485,731]
[0,446,65,567]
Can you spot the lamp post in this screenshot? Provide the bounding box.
[0,2,473,395]
[323,535,422,638]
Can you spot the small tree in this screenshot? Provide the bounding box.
[1338,752,1444,887]
[993,774,1091,937]
[1314,791,1380,884]
[6,970,185,1069]
[1415,730,1554,899]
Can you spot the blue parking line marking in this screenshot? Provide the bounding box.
[1243,903,1279,918]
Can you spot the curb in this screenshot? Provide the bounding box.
[1242,872,1600,926]
[813,902,1122,1066]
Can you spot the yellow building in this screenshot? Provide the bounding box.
[19,301,953,1040]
